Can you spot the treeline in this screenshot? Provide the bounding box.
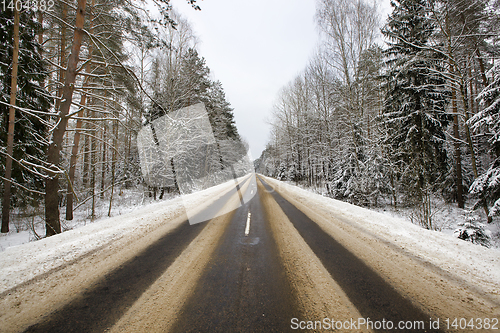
[256,0,500,228]
[0,0,242,236]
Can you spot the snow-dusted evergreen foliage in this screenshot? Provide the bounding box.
[469,63,500,217]
[147,47,245,166]
[0,9,52,206]
[380,0,451,217]
[143,44,246,199]
[454,212,491,247]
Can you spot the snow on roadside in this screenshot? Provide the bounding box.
[0,186,172,252]
[0,180,236,294]
[262,176,500,296]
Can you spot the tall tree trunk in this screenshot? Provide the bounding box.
[445,15,465,209]
[1,7,20,233]
[475,48,488,87]
[473,47,493,222]
[65,87,89,220]
[108,107,118,216]
[100,121,107,199]
[38,12,43,45]
[90,109,96,219]
[55,4,68,113]
[82,123,90,187]
[45,0,87,237]
[459,78,492,222]
[66,0,94,220]
[451,87,464,208]
[469,66,476,117]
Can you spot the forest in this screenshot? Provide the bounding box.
[256,0,500,239]
[0,0,244,236]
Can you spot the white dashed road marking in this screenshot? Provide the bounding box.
[245,212,251,236]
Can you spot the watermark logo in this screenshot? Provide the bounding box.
[137,103,256,224]
[290,317,495,331]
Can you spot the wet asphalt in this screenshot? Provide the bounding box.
[171,181,300,332]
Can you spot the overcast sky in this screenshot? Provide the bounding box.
[173,0,391,159]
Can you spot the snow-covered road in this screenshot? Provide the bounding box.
[1,175,498,332]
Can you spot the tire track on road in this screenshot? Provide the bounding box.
[23,180,249,333]
[258,176,442,332]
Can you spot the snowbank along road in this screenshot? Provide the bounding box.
[1,174,499,332]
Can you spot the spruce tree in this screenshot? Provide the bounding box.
[381,0,451,228]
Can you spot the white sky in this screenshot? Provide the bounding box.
[173,0,392,159]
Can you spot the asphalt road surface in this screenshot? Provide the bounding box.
[2,175,498,332]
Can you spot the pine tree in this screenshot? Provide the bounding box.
[148,48,210,121]
[148,48,240,143]
[205,80,239,140]
[180,48,211,107]
[381,0,451,228]
[144,44,245,195]
[0,8,52,232]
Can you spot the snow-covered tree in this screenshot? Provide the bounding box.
[428,0,497,214]
[469,63,500,218]
[455,212,491,247]
[316,0,381,204]
[381,0,451,228]
[260,0,499,230]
